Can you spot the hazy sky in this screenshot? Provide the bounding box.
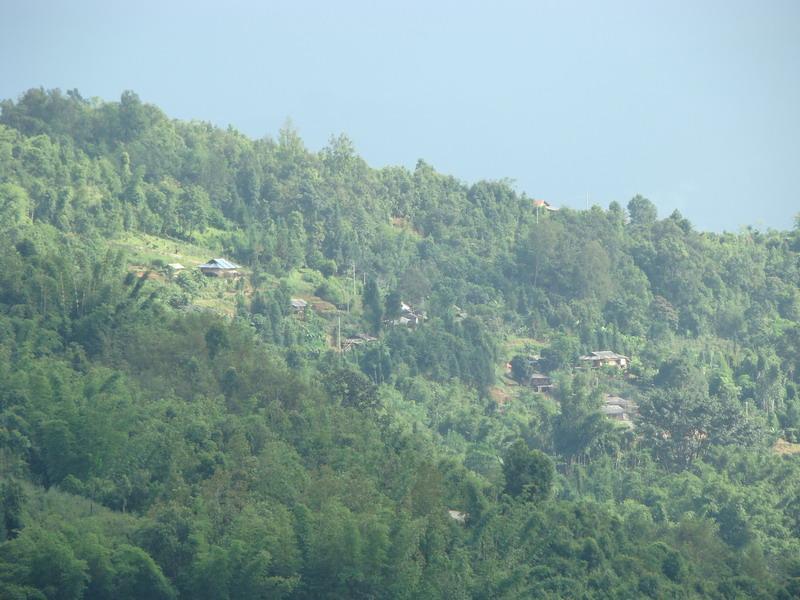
[2,0,798,231]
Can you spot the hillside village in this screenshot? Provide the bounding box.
[125,237,645,436]
[126,235,638,418]
[1,90,800,599]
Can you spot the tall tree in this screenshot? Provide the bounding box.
[502,440,554,502]
[362,277,383,333]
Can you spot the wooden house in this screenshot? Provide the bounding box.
[601,394,637,426]
[529,373,554,393]
[579,350,629,369]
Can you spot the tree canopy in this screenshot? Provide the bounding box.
[0,88,799,598]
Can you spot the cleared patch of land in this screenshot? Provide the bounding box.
[774,439,800,455]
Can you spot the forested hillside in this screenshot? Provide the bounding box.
[1,88,799,598]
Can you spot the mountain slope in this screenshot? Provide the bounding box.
[0,88,799,598]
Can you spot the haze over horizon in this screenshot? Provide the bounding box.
[2,0,798,232]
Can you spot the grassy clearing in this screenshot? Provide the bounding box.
[112,231,246,317]
[112,231,349,324]
[502,336,546,358]
[774,439,800,455]
[111,230,222,269]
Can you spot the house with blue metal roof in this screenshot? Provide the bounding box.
[198,258,241,277]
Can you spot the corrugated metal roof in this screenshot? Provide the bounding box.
[605,395,628,406]
[199,258,240,269]
[580,350,629,360]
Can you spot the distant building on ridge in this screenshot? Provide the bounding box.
[532,199,559,211]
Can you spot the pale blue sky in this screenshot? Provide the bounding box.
[2,0,798,231]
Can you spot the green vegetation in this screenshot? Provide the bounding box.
[1,87,800,598]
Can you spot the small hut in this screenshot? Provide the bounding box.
[290,298,308,312]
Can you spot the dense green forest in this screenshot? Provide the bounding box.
[1,88,800,598]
